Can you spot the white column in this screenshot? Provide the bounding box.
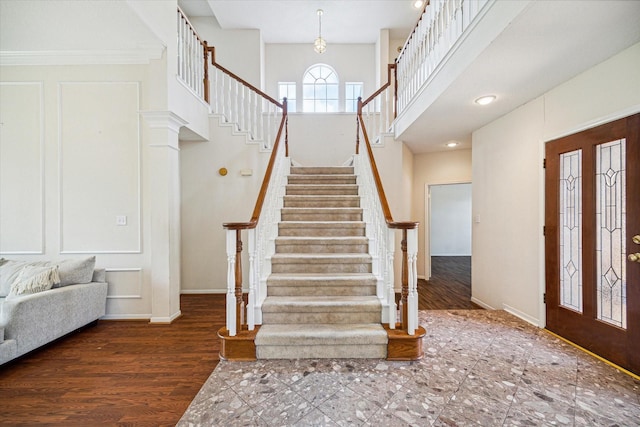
[141,111,188,323]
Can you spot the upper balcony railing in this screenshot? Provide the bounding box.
[177,7,207,101]
[396,0,489,115]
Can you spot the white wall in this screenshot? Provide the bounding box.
[472,42,640,325]
[0,64,155,319]
[412,149,472,278]
[190,17,263,88]
[430,183,472,256]
[287,114,357,166]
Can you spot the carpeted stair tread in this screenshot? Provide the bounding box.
[262,295,381,312]
[290,166,354,175]
[255,323,387,346]
[271,253,372,263]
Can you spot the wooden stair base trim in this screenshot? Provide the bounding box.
[385,324,426,361]
[218,326,260,361]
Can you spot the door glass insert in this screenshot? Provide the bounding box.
[596,139,627,329]
[559,149,583,312]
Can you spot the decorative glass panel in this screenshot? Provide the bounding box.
[559,149,583,312]
[596,139,627,329]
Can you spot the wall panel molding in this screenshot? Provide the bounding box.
[58,82,142,254]
[0,82,45,254]
[104,267,143,299]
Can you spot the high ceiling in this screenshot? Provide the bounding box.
[179,0,640,153]
[179,0,424,43]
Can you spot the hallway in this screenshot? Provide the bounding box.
[418,256,481,310]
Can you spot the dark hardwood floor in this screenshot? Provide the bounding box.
[0,294,225,426]
[0,261,477,425]
[418,256,482,310]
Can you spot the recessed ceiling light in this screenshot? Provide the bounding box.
[413,0,424,9]
[475,95,496,106]
[446,142,458,148]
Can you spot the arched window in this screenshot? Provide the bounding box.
[303,64,339,112]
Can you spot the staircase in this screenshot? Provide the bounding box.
[254,166,388,358]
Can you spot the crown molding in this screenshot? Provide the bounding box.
[0,46,165,66]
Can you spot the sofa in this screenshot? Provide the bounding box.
[0,257,108,366]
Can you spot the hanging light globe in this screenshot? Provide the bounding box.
[314,37,326,54]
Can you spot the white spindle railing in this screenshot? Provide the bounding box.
[210,65,283,150]
[224,126,289,335]
[360,84,395,146]
[354,151,419,334]
[354,153,396,326]
[177,7,205,99]
[250,133,290,326]
[396,0,489,115]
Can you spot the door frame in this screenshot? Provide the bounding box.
[540,106,640,335]
[424,181,472,280]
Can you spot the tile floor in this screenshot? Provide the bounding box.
[178,310,640,426]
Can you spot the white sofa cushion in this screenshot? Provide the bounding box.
[0,260,28,297]
[7,265,60,299]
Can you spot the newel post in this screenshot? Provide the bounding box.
[356,97,362,155]
[234,230,244,332]
[400,229,409,331]
[283,97,289,157]
[203,40,210,104]
[407,228,418,335]
[225,229,238,336]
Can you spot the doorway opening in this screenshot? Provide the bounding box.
[420,182,478,309]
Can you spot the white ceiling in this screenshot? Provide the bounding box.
[179,0,424,43]
[397,0,640,153]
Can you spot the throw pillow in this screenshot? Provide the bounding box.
[6,265,60,299]
[0,260,28,297]
[53,256,96,287]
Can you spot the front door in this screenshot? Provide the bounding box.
[545,113,640,374]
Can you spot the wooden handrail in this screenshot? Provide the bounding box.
[357,108,417,231]
[177,6,205,45]
[357,65,417,231]
[362,64,396,106]
[396,1,430,63]
[208,47,283,109]
[223,99,288,231]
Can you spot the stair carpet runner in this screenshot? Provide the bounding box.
[254,166,388,359]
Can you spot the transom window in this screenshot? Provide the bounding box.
[303,64,339,113]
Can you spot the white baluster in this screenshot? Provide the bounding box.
[387,227,396,328]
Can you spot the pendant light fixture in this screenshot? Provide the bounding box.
[314,9,326,54]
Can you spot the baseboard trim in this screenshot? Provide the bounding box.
[180,289,226,294]
[470,297,494,310]
[150,310,182,324]
[503,304,539,327]
[101,314,151,321]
